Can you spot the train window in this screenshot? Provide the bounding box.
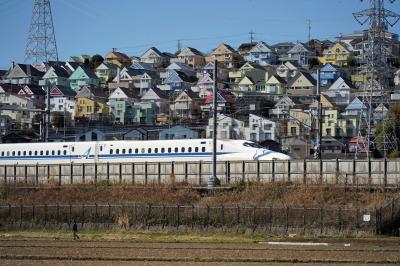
[161,148,165,153]
[51,150,55,155]
[63,150,67,155]
[195,147,199,152]
[168,148,171,153]
[243,142,262,148]
[148,148,152,153]
[141,148,145,153]
[12,151,15,156]
[110,149,113,154]
[202,147,206,152]
[175,147,178,153]
[1,152,4,156]
[100,146,103,152]
[46,151,49,155]
[29,151,32,156]
[155,148,158,153]
[72,147,75,152]
[36,151,39,156]
[122,149,126,154]
[135,148,139,154]
[7,151,9,156]
[57,150,61,155]
[188,147,192,152]
[23,151,26,156]
[128,149,132,154]
[181,147,185,153]
[17,151,20,156]
[221,144,223,150]
[116,149,119,154]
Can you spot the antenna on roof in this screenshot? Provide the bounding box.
[307,20,311,42]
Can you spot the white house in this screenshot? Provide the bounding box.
[49,86,77,121]
[206,114,245,140]
[245,114,276,142]
[323,77,352,106]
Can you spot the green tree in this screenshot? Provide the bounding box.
[90,54,104,69]
[376,103,400,157]
[51,111,64,129]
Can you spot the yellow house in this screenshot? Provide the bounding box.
[206,43,241,68]
[265,75,286,94]
[229,62,265,83]
[287,109,311,137]
[319,42,351,66]
[75,86,109,120]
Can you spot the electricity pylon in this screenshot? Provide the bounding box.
[25,0,59,63]
[353,0,399,158]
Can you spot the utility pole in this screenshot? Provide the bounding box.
[208,59,220,188]
[353,0,399,158]
[177,39,182,53]
[314,69,322,159]
[25,0,58,63]
[307,20,311,43]
[249,30,255,44]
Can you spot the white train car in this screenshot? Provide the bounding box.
[0,139,291,165]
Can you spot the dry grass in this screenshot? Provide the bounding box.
[0,182,397,208]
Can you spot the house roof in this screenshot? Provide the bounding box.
[0,83,22,94]
[204,90,236,104]
[8,64,44,78]
[181,89,200,100]
[288,43,310,54]
[108,50,130,61]
[76,85,107,101]
[0,69,9,78]
[213,43,237,54]
[287,71,316,87]
[22,85,45,96]
[147,86,169,99]
[176,71,197,83]
[345,97,367,111]
[238,42,257,52]
[181,47,204,56]
[50,86,77,97]
[78,65,98,79]
[141,47,164,58]
[50,65,70,78]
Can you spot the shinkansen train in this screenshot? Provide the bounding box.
[0,139,291,165]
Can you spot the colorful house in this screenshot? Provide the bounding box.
[323,77,353,106]
[140,87,169,114]
[95,62,118,86]
[319,42,351,67]
[74,86,108,120]
[40,65,70,87]
[312,63,343,87]
[172,89,202,119]
[208,43,241,68]
[140,47,171,67]
[108,87,136,124]
[4,64,44,85]
[265,74,286,94]
[68,66,100,91]
[280,43,311,66]
[49,86,77,121]
[105,49,131,68]
[245,41,277,66]
[286,71,316,96]
[176,47,205,69]
[131,102,156,125]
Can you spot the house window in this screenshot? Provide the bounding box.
[290,127,297,135]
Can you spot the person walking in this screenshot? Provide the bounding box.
[72,220,79,240]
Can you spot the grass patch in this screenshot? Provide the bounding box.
[1,229,399,243]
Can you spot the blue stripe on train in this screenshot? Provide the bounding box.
[0,152,234,160]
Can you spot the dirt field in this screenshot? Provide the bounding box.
[0,235,399,265]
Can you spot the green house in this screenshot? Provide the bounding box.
[69,66,100,91]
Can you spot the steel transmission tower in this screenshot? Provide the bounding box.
[25,0,59,63]
[353,0,399,158]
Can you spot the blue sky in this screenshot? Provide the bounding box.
[0,0,399,68]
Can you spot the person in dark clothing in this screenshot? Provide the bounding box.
[72,220,79,240]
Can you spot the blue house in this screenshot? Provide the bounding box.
[159,126,198,140]
[312,64,343,87]
[244,41,277,66]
